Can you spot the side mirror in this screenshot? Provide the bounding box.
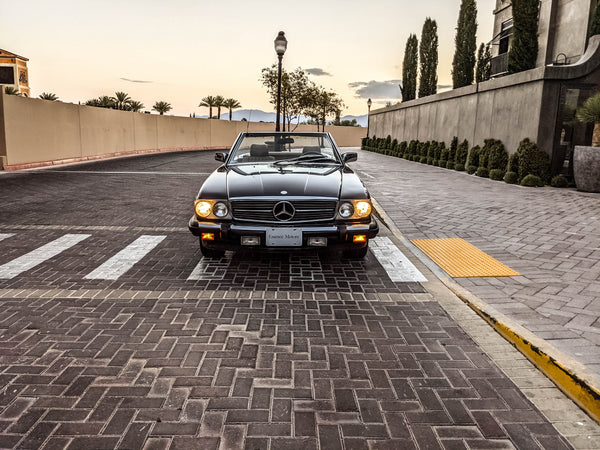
[342,152,358,163]
[215,152,228,162]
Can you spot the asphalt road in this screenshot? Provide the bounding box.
[0,151,574,449]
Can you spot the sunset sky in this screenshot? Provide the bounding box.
[2,0,496,117]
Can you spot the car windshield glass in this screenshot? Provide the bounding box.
[228,134,340,165]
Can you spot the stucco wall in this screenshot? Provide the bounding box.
[0,93,365,169]
[369,71,545,154]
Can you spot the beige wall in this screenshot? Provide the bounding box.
[0,93,365,169]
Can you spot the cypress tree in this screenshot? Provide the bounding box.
[402,34,419,101]
[508,0,540,74]
[452,0,478,89]
[475,43,492,82]
[419,18,439,97]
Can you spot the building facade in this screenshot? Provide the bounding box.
[369,0,600,176]
[0,49,30,97]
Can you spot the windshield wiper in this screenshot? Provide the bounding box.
[273,154,339,166]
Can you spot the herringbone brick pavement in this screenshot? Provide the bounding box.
[0,288,569,449]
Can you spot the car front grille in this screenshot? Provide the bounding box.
[231,199,337,224]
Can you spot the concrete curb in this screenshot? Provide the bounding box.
[371,196,600,424]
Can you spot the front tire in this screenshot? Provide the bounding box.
[343,245,368,259]
[199,239,225,258]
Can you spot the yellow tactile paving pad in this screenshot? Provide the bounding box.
[411,238,520,278]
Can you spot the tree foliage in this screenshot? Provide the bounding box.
[39,92,59,101]
[4,86,21,95]
[475,43,492,82]
[223,98,242,121]
[452,0,477,89]
[402,34,418,101]
[508,0,540,74]
[152,101,171,115]
[199,96,218,119]
[419,18,439,97]
[85,92,143,111]
[576,92,600,124]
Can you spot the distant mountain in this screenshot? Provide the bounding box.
[198,109,367,127]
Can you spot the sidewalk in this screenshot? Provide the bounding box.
[352,147,600,407]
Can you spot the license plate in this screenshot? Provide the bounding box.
[266,228,302,247]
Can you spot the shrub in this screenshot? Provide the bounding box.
[456,139,469,166]
[489,169,505,180]
[385,135,392,150]
[476,167,489,178]
[408,140,418,158]
[427,141,436,159]
[521,174,543,187]
[427,157,434,165]
[467,145,481,168]
[446,161,455,170]
[449,137,458,164]
[486,140,508,171]
[399,141,408,158]
[467,165,478,174]
[551,174,569,188]
[455,163,465,171]
[504,171,519,184]
[508,151,519,174]
[439,144,449,164]
[433,142,442,160]
[419,156,428,164]
[433,160,439,166]
[517,138,550,183]
[361,137,368,149]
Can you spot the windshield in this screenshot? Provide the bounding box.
[228,134,340,166]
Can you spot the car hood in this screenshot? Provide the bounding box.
[226,167,341,198]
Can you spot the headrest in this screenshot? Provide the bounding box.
[250,144,269,157]
[302,146,321,154]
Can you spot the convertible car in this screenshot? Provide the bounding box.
[188,132,379,258]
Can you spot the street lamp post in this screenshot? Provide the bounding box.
[274,31,287,132]
[367,98,372,138]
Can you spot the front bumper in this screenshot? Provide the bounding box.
[188,217,379,251]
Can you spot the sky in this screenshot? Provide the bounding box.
[2,0,496,117]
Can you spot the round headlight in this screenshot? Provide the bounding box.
[354,201,372,218]
[339,202,354,218]
[213,202,228,218]
[195,200,212,218]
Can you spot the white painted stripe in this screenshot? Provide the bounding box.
[187,255,231,280]
[371,236,427,282]
[0,234,91,279]
[0,233,15,242]
[84,235,166,280]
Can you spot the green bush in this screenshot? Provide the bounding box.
[449,137,458,165]
[455,163,465,171]
[385,135,392,150]
[446,161,455,170]
[521,174,544,187]
[456,139,469,166]
[551,174,569,188]
[399,141,408,158]
[517,138,550,183]
[467,165,478,174]
[433,160,439,166]
[419,156,428,164]
[361,137,368,149]
[408,140,418,158]
[467,145,480,168]
[427,157,434,165]
[508,151,519,174]
[439,143,449,164]
[476,167,489,178]
[504,171,519,184]
[486,139,508,171]
[489,169,505,180]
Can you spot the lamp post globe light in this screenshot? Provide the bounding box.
[367,98,372,138]
[274,31,287,132]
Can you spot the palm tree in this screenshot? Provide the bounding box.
[111,91,132,110]
[199,95,217,119]
[4,86,20,96]
[153,101,172,115]
[39,92,59,101]
[214,95,225,119]
[127,100,145,112]
[223,98,242,121]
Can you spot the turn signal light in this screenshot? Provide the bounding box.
[353,235,367,243]
[201,233,215,241]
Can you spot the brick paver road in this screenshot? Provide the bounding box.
[0,151,577,448]
[352,149,600,378]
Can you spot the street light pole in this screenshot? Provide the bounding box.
[274,31,287,132]
[367,98,372,138]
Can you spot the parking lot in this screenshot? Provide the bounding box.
[0,150,583,448]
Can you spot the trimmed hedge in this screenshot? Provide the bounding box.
[521,174,544,187]
[517,138,550,183]
[551,174,569,188]
[504,171,519,184]
[489,169,505,181]
[476,167,489,178]
[456,139,469,167]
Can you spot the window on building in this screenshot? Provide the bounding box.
[499,19,514,54]
[0,67,15,85]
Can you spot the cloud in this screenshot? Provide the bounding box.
[348,80,403,99]
[305,68,332,76]
[120,77,153,83]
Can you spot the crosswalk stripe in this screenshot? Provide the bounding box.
[371,236,428,282]
[0,234,91,279]
[187,255,231,280]
[0,234,15,242]
[84,235,166,280]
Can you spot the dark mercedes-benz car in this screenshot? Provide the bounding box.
[188,132,378,258]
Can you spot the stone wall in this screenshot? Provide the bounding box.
[0,93,366,170]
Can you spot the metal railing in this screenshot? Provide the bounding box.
[491,53,509,76]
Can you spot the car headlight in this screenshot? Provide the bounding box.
[213,202,228,218]
[195,200,213,218]
[338,200,372,220]
[339,202,354,218]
